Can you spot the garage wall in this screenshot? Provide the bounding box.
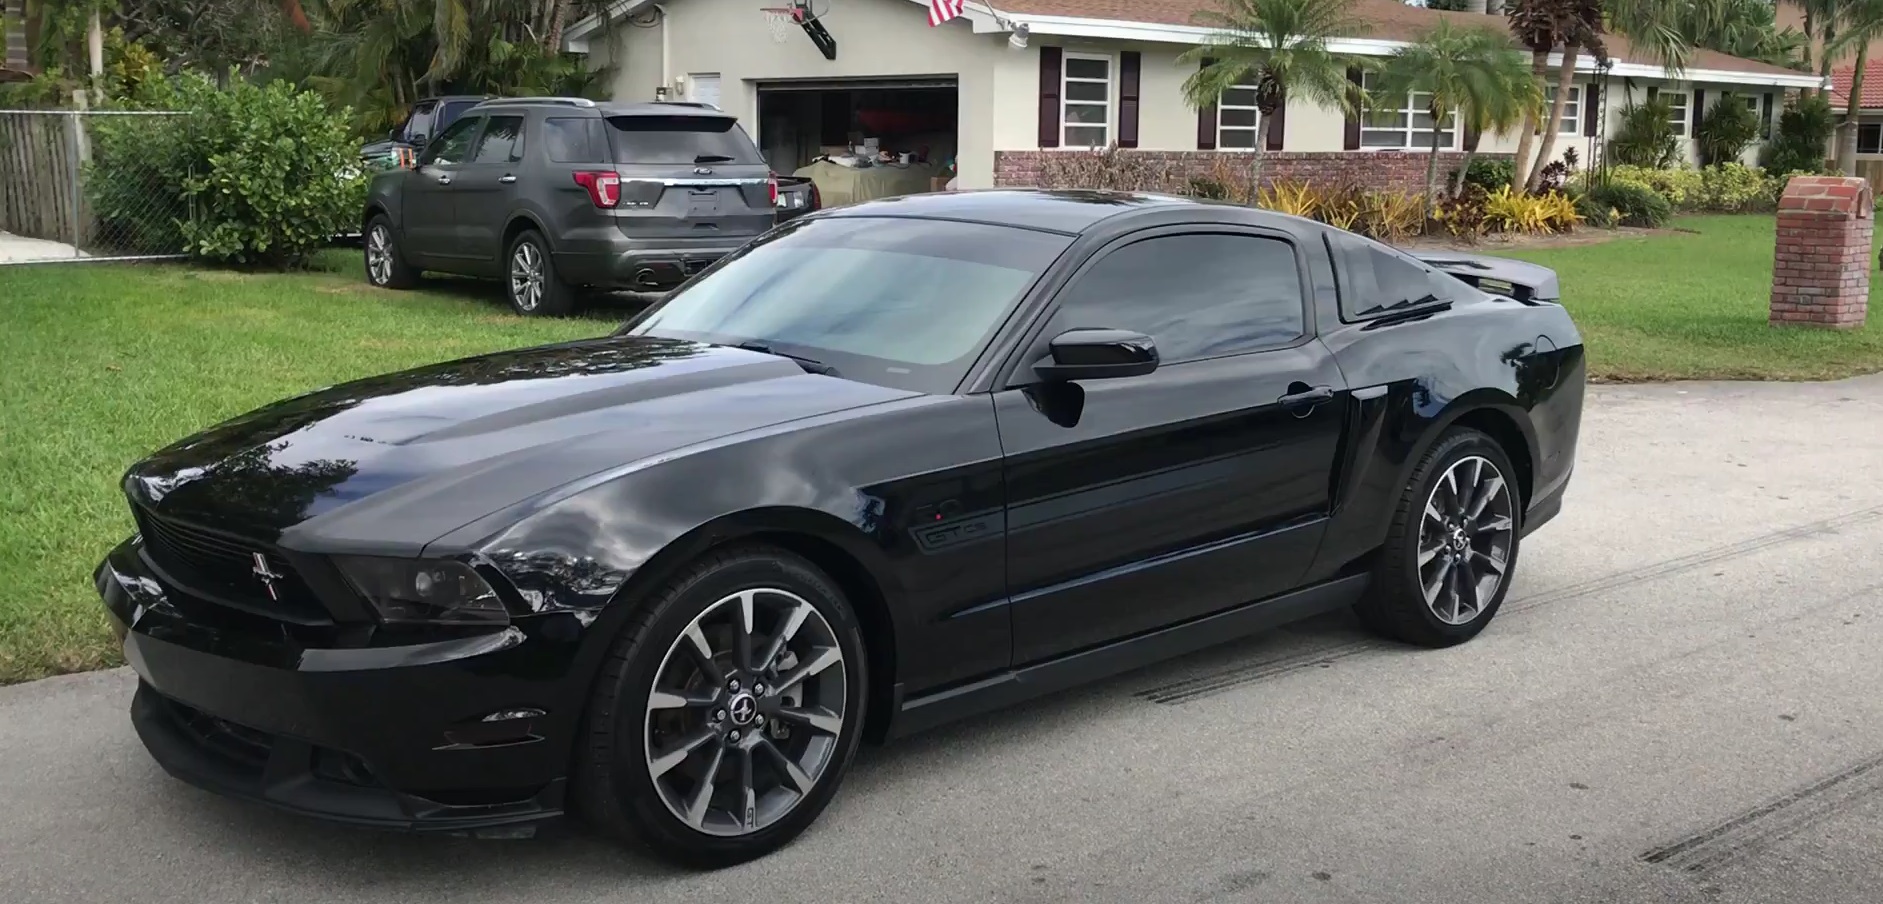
[590,0,1037,188]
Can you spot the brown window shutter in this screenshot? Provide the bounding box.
[1762,92,1774,138]
[1583,83,1600,136]
[1119,51,1141,148]
[1692,88,1705,132]
[1195,57,1217,150]
[1646,85,1657,102]
[1038,46,1062,148]
[1265,84,1286,151]
[1343,66,1363,150]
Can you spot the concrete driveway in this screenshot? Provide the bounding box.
[5,375,1883,904]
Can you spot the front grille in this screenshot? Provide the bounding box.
[133,507,332,624]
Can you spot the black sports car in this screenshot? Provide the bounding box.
[96,189,1585,868]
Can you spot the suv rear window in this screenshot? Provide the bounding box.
[605,115,762,165]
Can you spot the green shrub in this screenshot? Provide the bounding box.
[1762,92,1835,175]
[87,70,363,267]
[1457,157,1514,193]
[1697,162,1774,212]
[1605,164,1701,208]
[1695,92,1761,166]
[1609,97,1682,168]
[1583,180,1671,227]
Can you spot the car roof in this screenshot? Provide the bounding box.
[817,188,1295,236]
[467,97,736,119]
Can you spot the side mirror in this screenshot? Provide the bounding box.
[388,127,401,141]
[1032,328,1159,382]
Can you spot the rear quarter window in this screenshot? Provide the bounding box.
[543,117,607,163]
[605,115,762,165]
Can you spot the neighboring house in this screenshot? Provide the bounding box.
[566,0,1823,191]
[1830,66,1883,160]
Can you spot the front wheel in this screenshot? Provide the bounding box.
[505,230,576,316]
[574,546,868,868]
[1357,427,1522,648]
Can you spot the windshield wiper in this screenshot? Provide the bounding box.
[694,154,736,163]
[735,341,840,376]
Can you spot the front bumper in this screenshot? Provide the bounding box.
[97,536,585,833]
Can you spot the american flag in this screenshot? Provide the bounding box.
[928,0,964,26]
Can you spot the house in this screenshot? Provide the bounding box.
[1830,66,1883,163]
[565,0,1824,195]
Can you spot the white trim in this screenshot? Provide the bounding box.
[1660,89,1691,138]
[1544,85,1581,135]
[1060,50,1114,150]
[1358,69,1459,151]
[563,0,1829,91]
[1215,82,1262,150]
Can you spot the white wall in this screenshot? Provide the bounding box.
[589,0,1036,189]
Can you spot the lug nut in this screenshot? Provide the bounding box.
[729,730,741,742]
[727,678,741,692]
[754,683,767,696]
[713,709,726,722]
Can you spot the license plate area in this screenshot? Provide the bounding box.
[686,189,720,217]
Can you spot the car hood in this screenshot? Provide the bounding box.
[123,335,920,555]
[358,139,406,160]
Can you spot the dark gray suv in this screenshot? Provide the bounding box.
[360,97,779,316]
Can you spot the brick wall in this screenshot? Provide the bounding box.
[993,150,1511,193]
[1770,175,1872,329]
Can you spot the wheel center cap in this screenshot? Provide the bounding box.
[727,692,759,726]
[1450,528,1469,552]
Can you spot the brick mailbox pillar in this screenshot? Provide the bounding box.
[1771,176,1872,329]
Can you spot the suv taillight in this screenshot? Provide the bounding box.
[768,174,779,207]
[572,171,621,208]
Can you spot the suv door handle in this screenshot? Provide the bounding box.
[1279,385,1336,410]
[498,174,517,184]
[435,173,452,185]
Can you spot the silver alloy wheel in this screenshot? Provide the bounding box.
[365,225,393,285]
[1417,455,1516,626]
[643,587,848,837]
[509,241,543,312]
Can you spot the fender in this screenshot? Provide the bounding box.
[498,205,557,258]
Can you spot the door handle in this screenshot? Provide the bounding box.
[498,174,517,184]
[435,173,452,185]
[1278,385,1336,411]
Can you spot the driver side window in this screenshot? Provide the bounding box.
[420,116,482,167]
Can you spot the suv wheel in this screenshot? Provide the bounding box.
[506,230,576,317]
[363,215,418,289]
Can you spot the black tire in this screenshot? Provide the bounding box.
[505,230,576,317]
[1356,426,1523,648]
[573,545,869,869]
[362,215,418,289]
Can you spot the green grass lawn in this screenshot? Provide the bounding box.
[0,251,613,683]
[2,214,1881,686]
[1498,215,1883,382]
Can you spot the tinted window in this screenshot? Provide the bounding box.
[470,115,524,163]
[1049,233,1305,364]
[420,115,481,166]
[544,117,604,162]
[605,115,763,164]
[1332,232,1478,319]
[440,99,479,127]
[624,217,1072,393]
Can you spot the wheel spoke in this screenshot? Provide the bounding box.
[682,623,726,685]
[1468,473,1505,520]
[771,645,841,697]
[1442,468,1463,515]
[649,688,718,711]
[649,726,717,779]
[1453,554,1479,620]
[1473,515,1513,535]
[756,599,813,675]
[759,737,815,795]
[681,742,725,828]
[1471,548,1508,576]
[1421,557,1454,605]
[773,705,843,737]
[734,589,757,673]
[1417,538,1445,567]
[739,744,758,830]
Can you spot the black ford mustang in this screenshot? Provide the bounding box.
[96,189,1585,867]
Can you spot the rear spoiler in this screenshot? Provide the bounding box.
[1413,251,1561,304]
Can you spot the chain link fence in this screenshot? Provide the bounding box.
[0,109,194,264]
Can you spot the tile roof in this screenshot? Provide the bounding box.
[996,0,1808,77]
[1828,66,1883,109]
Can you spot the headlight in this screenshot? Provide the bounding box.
[333,556,508,626]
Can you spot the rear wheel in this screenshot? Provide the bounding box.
[574,546,867,868]
[363,216,418,289]
[1357,427,1521,648]
[506,230,576,316]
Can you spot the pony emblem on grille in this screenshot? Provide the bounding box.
[250,553,283,601]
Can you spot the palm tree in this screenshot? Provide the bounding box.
[1506,0,1592,191]
[1370,20,1538,216]
[1178,0,1369,192]
[1450,38,1544,197]
[1831,0,1883,172]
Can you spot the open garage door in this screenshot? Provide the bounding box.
[757,77,958,207]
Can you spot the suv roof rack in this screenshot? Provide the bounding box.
[478,97,598,108]
[656,100,722,110]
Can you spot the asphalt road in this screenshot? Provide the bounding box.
[5,375,1883,904]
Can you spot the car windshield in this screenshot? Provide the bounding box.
[620,216,1073,394]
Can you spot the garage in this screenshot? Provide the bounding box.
[756,77,958,206]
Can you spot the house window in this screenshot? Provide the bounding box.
[1545,85,1581,134]
[1744,95,1771,139]
[1062,53,1113,149]
[1661,91,1690,137]
[1217,82,1263,149]
[1859,123,1883,155]
[1360,71,1457,150]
